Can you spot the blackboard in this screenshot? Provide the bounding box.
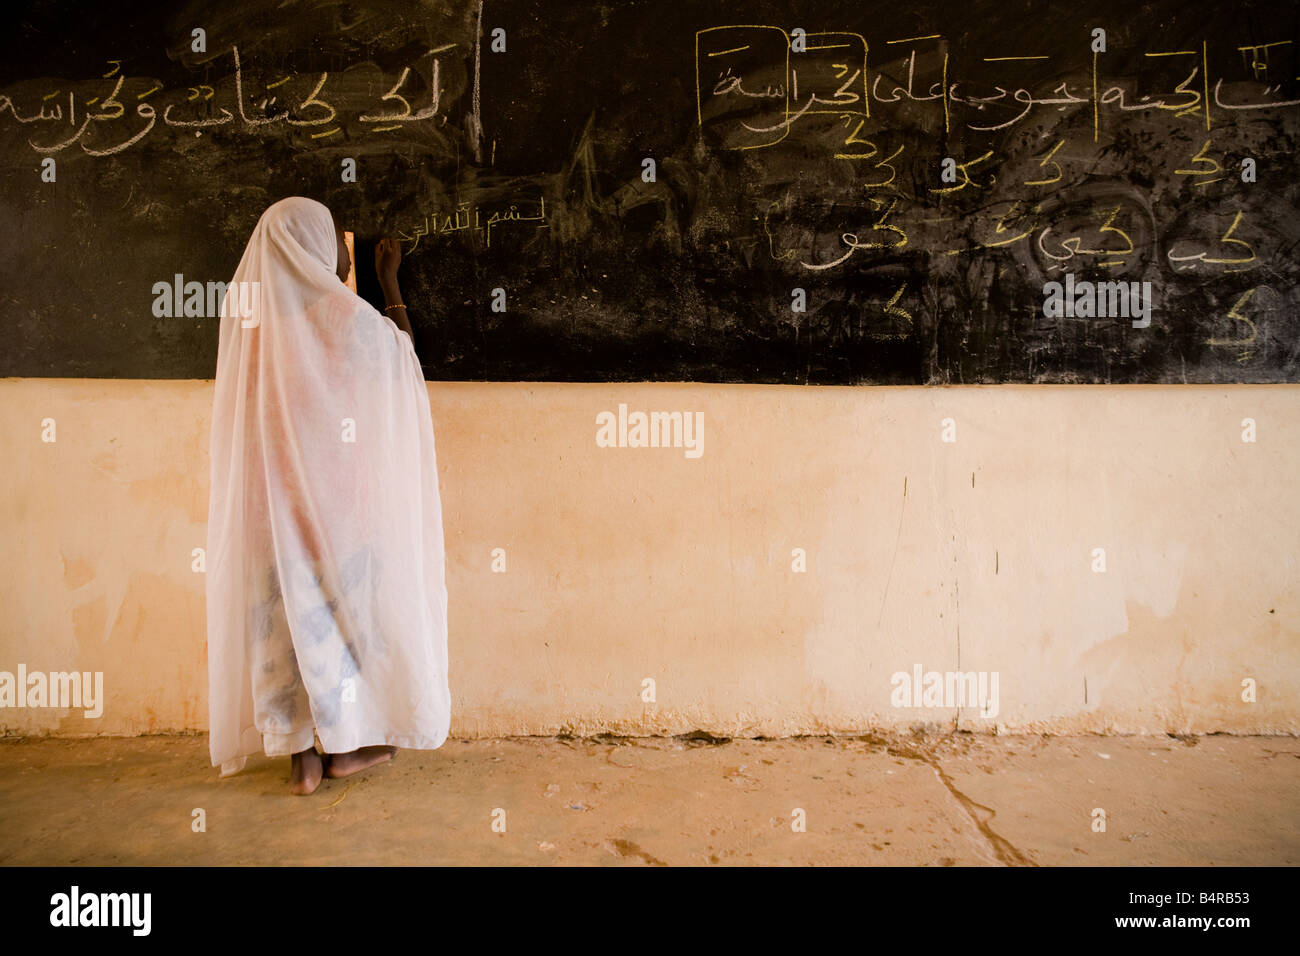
[2,0,1298,383]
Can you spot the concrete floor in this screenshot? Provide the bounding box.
[1,733,1296,865]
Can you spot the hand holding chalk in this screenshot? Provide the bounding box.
[375,237,402,285]
[375,238,412,342]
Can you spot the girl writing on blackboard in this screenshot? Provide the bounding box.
[206,196,451,794]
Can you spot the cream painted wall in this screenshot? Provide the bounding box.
[1,378,1296,739]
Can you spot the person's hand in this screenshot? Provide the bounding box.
[375,237,402,285]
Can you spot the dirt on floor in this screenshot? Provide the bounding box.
[0,733,1297,865]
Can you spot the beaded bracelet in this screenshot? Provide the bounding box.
[384,304,407,312]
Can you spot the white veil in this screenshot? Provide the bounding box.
[206,196,450,775]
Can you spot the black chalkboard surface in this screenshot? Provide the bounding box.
[2,0,1298,383]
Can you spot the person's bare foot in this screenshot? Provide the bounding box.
[324,745,397,779]
[290,747,324,795]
